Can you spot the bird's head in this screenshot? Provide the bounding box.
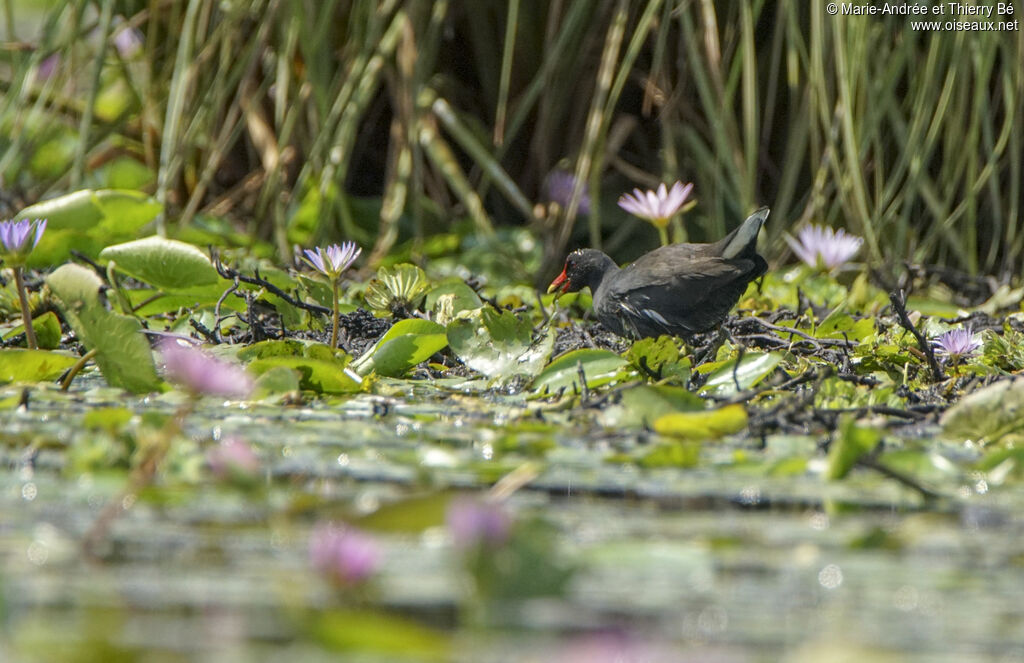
[546,249,615,300]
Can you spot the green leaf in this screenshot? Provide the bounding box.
[941,379,1024,446]
[100,236,220,290]
[352,319,448,377]
[625,336,690,382]
[82,407,134,433]
[311,609,449,658]
[43,262,104,306]
[446,307,553,379]
[251,366,302,397]
[653,404,748,440]
[18,190,162,267]
[364,263,430,315]
[247,356,360,394]
[598,384,704,428]
[4,311,63,350]
[532,349,629,394]
[237,339,314,361]
[46,263,161,393]
[977,447,1024,483]
[699,352,783,397]
[17,189,105,231]
[826,417,882,480]
[356,493,453,533]
[0,349,78,384]
[638,440,701,468]
[425,280,482,314]
[92,190,163,235]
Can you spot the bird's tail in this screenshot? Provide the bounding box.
[722,206,769,259]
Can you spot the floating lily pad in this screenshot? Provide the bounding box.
[4,311,63,350]
[18,189,162,267]
[46,263,161,393]
[625,336,689,382]
[653,404,748,440]
[941,378,1024,446]
[100,236,221,290]
[247,356,359,394]
[699,352,783,397]
[599,384,703,429]
[447,307,553,380]
[531,349,629,395]
[826,417,882,480]
[0,349,78,384]
[351,318,448,377]
[311,609,450,657]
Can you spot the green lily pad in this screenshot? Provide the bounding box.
[699,352,784,397]
[0,349,78,384]
[4,311,63,350]
[247,356,360,394]
[638,440,702,468]
[100,236,220,290]
[447,307,553,380]
[18,189,162,267]
[251,365,302,397]
[826,416,882,480]
[46,263,161,393]
[599,384,704,428]
[311,609,450,657]
[351,319,448,377]
[532,349,629,394]
[941,379,1024,446]
[16,189,159,232]
[426,280,482,315]
[653,404,748,440]
[625,336,690,382]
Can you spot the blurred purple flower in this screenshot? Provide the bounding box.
[310,523,380,586]
[545,170,590,215]
[207,436,261,480]
[36,54,59,81]
[447,498,512,550]
[302,242,361,281]
[785,224,863,271]
[159,338,254,398]
[113,25,144,58]
[618,181,694,229]
[0,218,47,264]
[933,327,982,361]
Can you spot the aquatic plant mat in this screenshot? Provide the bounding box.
[2,268,1023,662]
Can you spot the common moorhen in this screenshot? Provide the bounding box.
[548,207,769,339]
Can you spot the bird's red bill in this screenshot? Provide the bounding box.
[547,267,569,297]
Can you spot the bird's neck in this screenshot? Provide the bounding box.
[584,253,619,294]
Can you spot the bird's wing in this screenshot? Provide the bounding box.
[601,257,757,333]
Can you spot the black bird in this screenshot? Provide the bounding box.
[547,207,769,339]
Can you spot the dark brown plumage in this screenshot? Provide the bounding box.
[548,207,769,339]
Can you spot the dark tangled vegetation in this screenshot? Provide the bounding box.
[1,1,1023,661]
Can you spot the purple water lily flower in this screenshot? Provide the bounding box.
[933,327,982,361]
[545,169,591,215]
[309,523,380,586]
[159,338,254,399]
[0,218,47,264]
[617,181,694,229]
[302,241,361,281]
[446,498,512,550]
[785,224,863,272]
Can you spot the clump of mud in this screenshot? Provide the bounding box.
[552,321,630,357]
